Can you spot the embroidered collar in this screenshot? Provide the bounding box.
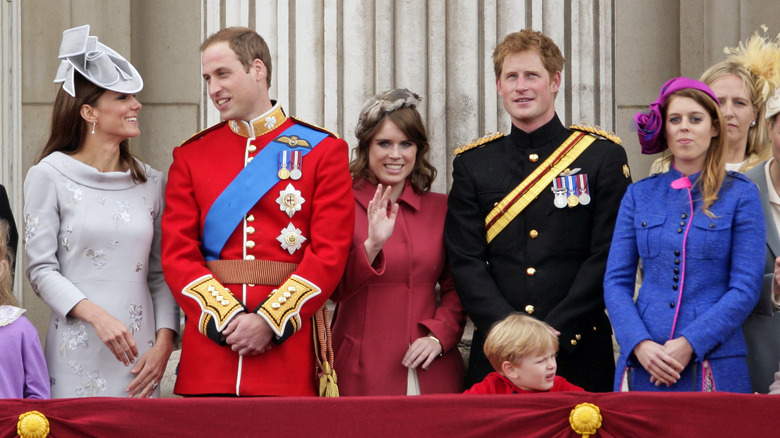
[228,101,288,138]
[0,305,25,327]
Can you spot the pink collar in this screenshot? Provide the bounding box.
[671,176,692,189]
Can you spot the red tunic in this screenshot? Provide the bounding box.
[464,372,584,394]
[162,103,354,396]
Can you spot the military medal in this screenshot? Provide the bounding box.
[276,183,305,218]
[290,150,302,180]
[278,150,290,180]
[577,174,591,205]
[566,175,579,208]
[552,177,567,209]
[277,223,307,254]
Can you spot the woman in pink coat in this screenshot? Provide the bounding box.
[331,89,466,395]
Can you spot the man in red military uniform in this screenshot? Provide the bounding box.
[161,27,353,396]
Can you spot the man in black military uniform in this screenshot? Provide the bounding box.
[445,29,631,392]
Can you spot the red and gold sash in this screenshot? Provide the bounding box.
[485,131,596,243]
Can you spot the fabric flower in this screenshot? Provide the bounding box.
[635,103,664,154]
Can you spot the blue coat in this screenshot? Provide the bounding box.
[604,167,765,392]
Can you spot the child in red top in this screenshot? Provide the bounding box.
[464,313,583,394]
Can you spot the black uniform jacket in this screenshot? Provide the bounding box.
[445,114,631,391]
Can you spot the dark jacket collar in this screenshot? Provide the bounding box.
[508,114,566,149]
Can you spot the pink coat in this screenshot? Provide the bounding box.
[331,181,466,395]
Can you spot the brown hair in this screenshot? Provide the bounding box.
[38,74,147,182]
[350,106,436,194]
[201,27,273,88]
[0,220,16,307]
[663,89,728,217]
[700,61,770,161]
[492,29,565,79]
[483,313,558,372]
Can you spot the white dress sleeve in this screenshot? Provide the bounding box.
[24,164,86,319]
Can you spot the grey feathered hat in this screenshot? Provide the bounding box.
[354,88,422,140]
[53,24,143,97]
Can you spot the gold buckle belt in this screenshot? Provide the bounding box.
[205,259,299,285]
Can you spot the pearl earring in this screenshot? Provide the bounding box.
[91,121,96,134]
[751,119,757,127]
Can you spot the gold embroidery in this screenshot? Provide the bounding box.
[290,116,339,139]
[454,132,504,155]
[569,124,622,144]
[229,105,287,138]
[182,275,244,334]
[275,135,312,148]
[257,274,321,337]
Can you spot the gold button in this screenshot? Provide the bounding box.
[286,234,298,245]
[524,305,535,315]
[246,226,255,234]
[575,334,581,340]
[529,230,539,239]
[245,255,255,260]
[246,214,255,222]
[570,339,577,346]
[246,156,254,163]
[246,240,255,249]
[592,326,597,332]
[526,267,536,276]
[529,154,539,163]
[248,144,257,153]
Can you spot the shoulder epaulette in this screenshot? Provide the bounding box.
[569,124,621,144]
[179,121,228,147]
[454,132,504,156]
[290,116,339,139]
[726,170,752,182]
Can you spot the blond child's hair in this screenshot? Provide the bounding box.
[0,219,16,306]
[483,313,558,371]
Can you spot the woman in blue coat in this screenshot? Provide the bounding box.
[604,77,765,392]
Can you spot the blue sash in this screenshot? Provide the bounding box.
[201,124,328,261]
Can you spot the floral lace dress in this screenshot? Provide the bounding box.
[24,152,179,398]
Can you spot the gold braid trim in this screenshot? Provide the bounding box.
[182,275,244,334]
[179,121,228,147]
[290,116,340,139]
[454,132,504,155]
[569,124,621,144]
[257,274,321,338]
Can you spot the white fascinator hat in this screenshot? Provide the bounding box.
[767,88,780,120]
[53,24,143,97]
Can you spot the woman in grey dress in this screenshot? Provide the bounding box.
[24,25,179,398]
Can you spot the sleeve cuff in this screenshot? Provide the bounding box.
[255,274,321,339]
[181,275,245,343]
